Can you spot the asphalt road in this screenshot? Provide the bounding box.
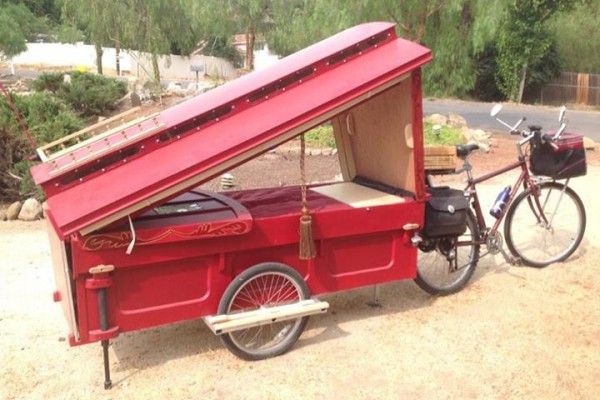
[424,98,600,141]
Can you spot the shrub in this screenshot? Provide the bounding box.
[424,122,463,146]
[0,92,83,200]
[32,72,64,93]
[304,124,336,148]
[32,71,127,116]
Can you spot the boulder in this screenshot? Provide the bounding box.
[0,209,6,221]
[583,136,595,150]
[424,113,447,126]
[18,198,42,221]
[462,128,491,152]
[6,201,22,221]
[447,113,467,129]
[130,92,142,107]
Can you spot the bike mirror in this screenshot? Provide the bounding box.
[558,105,566,123]
[490,103,503,117]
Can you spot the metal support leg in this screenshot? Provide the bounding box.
[366,285,382,308]
[97,287,112,389]
[102,339,112,389]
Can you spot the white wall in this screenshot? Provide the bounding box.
[10,42,238,80]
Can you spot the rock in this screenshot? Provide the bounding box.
[97,116,106,123]
[332,148,338,155]
[6,201,22,220]
[322,148,332,156]
[583,136,595,150]
[447,113,467,128]
[424,113,447,126]
[461,128,491,152]
[18,198,42,221]
[0,209,6,221]
[130,92,142,107]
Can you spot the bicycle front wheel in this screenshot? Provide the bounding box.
[505,182,586,267]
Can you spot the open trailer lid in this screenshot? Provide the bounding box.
[31,22,432,239]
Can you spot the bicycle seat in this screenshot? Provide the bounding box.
[455,144,479,158]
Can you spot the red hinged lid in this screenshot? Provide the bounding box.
[31,22,432,238]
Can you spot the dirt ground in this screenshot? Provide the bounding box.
[1,139,599,399]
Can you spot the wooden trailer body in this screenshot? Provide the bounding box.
[33,22,432,352]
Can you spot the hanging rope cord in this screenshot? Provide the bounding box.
[300,134,309,214]
[298,133,316,259]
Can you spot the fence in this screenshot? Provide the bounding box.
[535,71,600,106]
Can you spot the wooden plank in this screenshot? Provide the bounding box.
[48,122,165,176]
[204,299,329,335]
[343,78,415,192]
[37,107,142,156]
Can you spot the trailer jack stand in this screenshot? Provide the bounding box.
[366,285,382,308]
[102,339,112,389]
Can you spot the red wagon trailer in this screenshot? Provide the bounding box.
[32,22,434,388]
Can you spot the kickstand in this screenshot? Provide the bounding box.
[102,339,112,389]
[366,285,382,308]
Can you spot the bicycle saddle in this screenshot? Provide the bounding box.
[455,143,479,158]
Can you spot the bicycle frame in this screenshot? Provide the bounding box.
[459,146,549,247]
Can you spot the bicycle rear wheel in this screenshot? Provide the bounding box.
[504,182,585,267]
[415,210,480,296]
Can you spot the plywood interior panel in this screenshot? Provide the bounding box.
[310,182,405,208]
[332,77,414,192]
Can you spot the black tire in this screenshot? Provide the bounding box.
[218,262,310,360]
[414,210,480,296]
[504,182,586,268]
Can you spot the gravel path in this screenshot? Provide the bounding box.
[1,157,599,399]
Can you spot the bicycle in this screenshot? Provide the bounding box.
[415,104,587,296]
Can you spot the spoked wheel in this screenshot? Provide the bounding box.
[505,182,586,267]
[218,263,310,360]
[414,210,480,296]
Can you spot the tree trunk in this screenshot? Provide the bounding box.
[151,52,161,92]
[517,62,528,103]
[245,28,256,70]
[115,39,121,76]
[95,43,103,75]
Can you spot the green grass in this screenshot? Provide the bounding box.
[304,124,336,148]
[424,121,463,146]
[303,122,463,148]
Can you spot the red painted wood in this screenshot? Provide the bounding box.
[32,22,431,238]
[67,185,423,343]
[38,23,433,346]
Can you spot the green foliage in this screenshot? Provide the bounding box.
[267,0,506,98]
[424,122,463,145]
[471,45,505,102]
[496,0,575,101]
[54,23,85,43]
[0,91,83,200]
[32,72,64,92]
[550,1,600,73]
[202,36,244,68]
[304,125,336,148]
[32,71,127,116]
[0,1,46,57]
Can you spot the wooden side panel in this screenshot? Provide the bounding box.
[332,78,414,192]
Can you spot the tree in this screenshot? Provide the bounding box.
[495,0,575,102]
[228,0,272,70]
[0,1,47,59]
[62,0,128,75]
[550,0,600,73]
[267,0,506,97]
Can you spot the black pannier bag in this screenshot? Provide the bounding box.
[423,187,469,238]
[529,133,586,179]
